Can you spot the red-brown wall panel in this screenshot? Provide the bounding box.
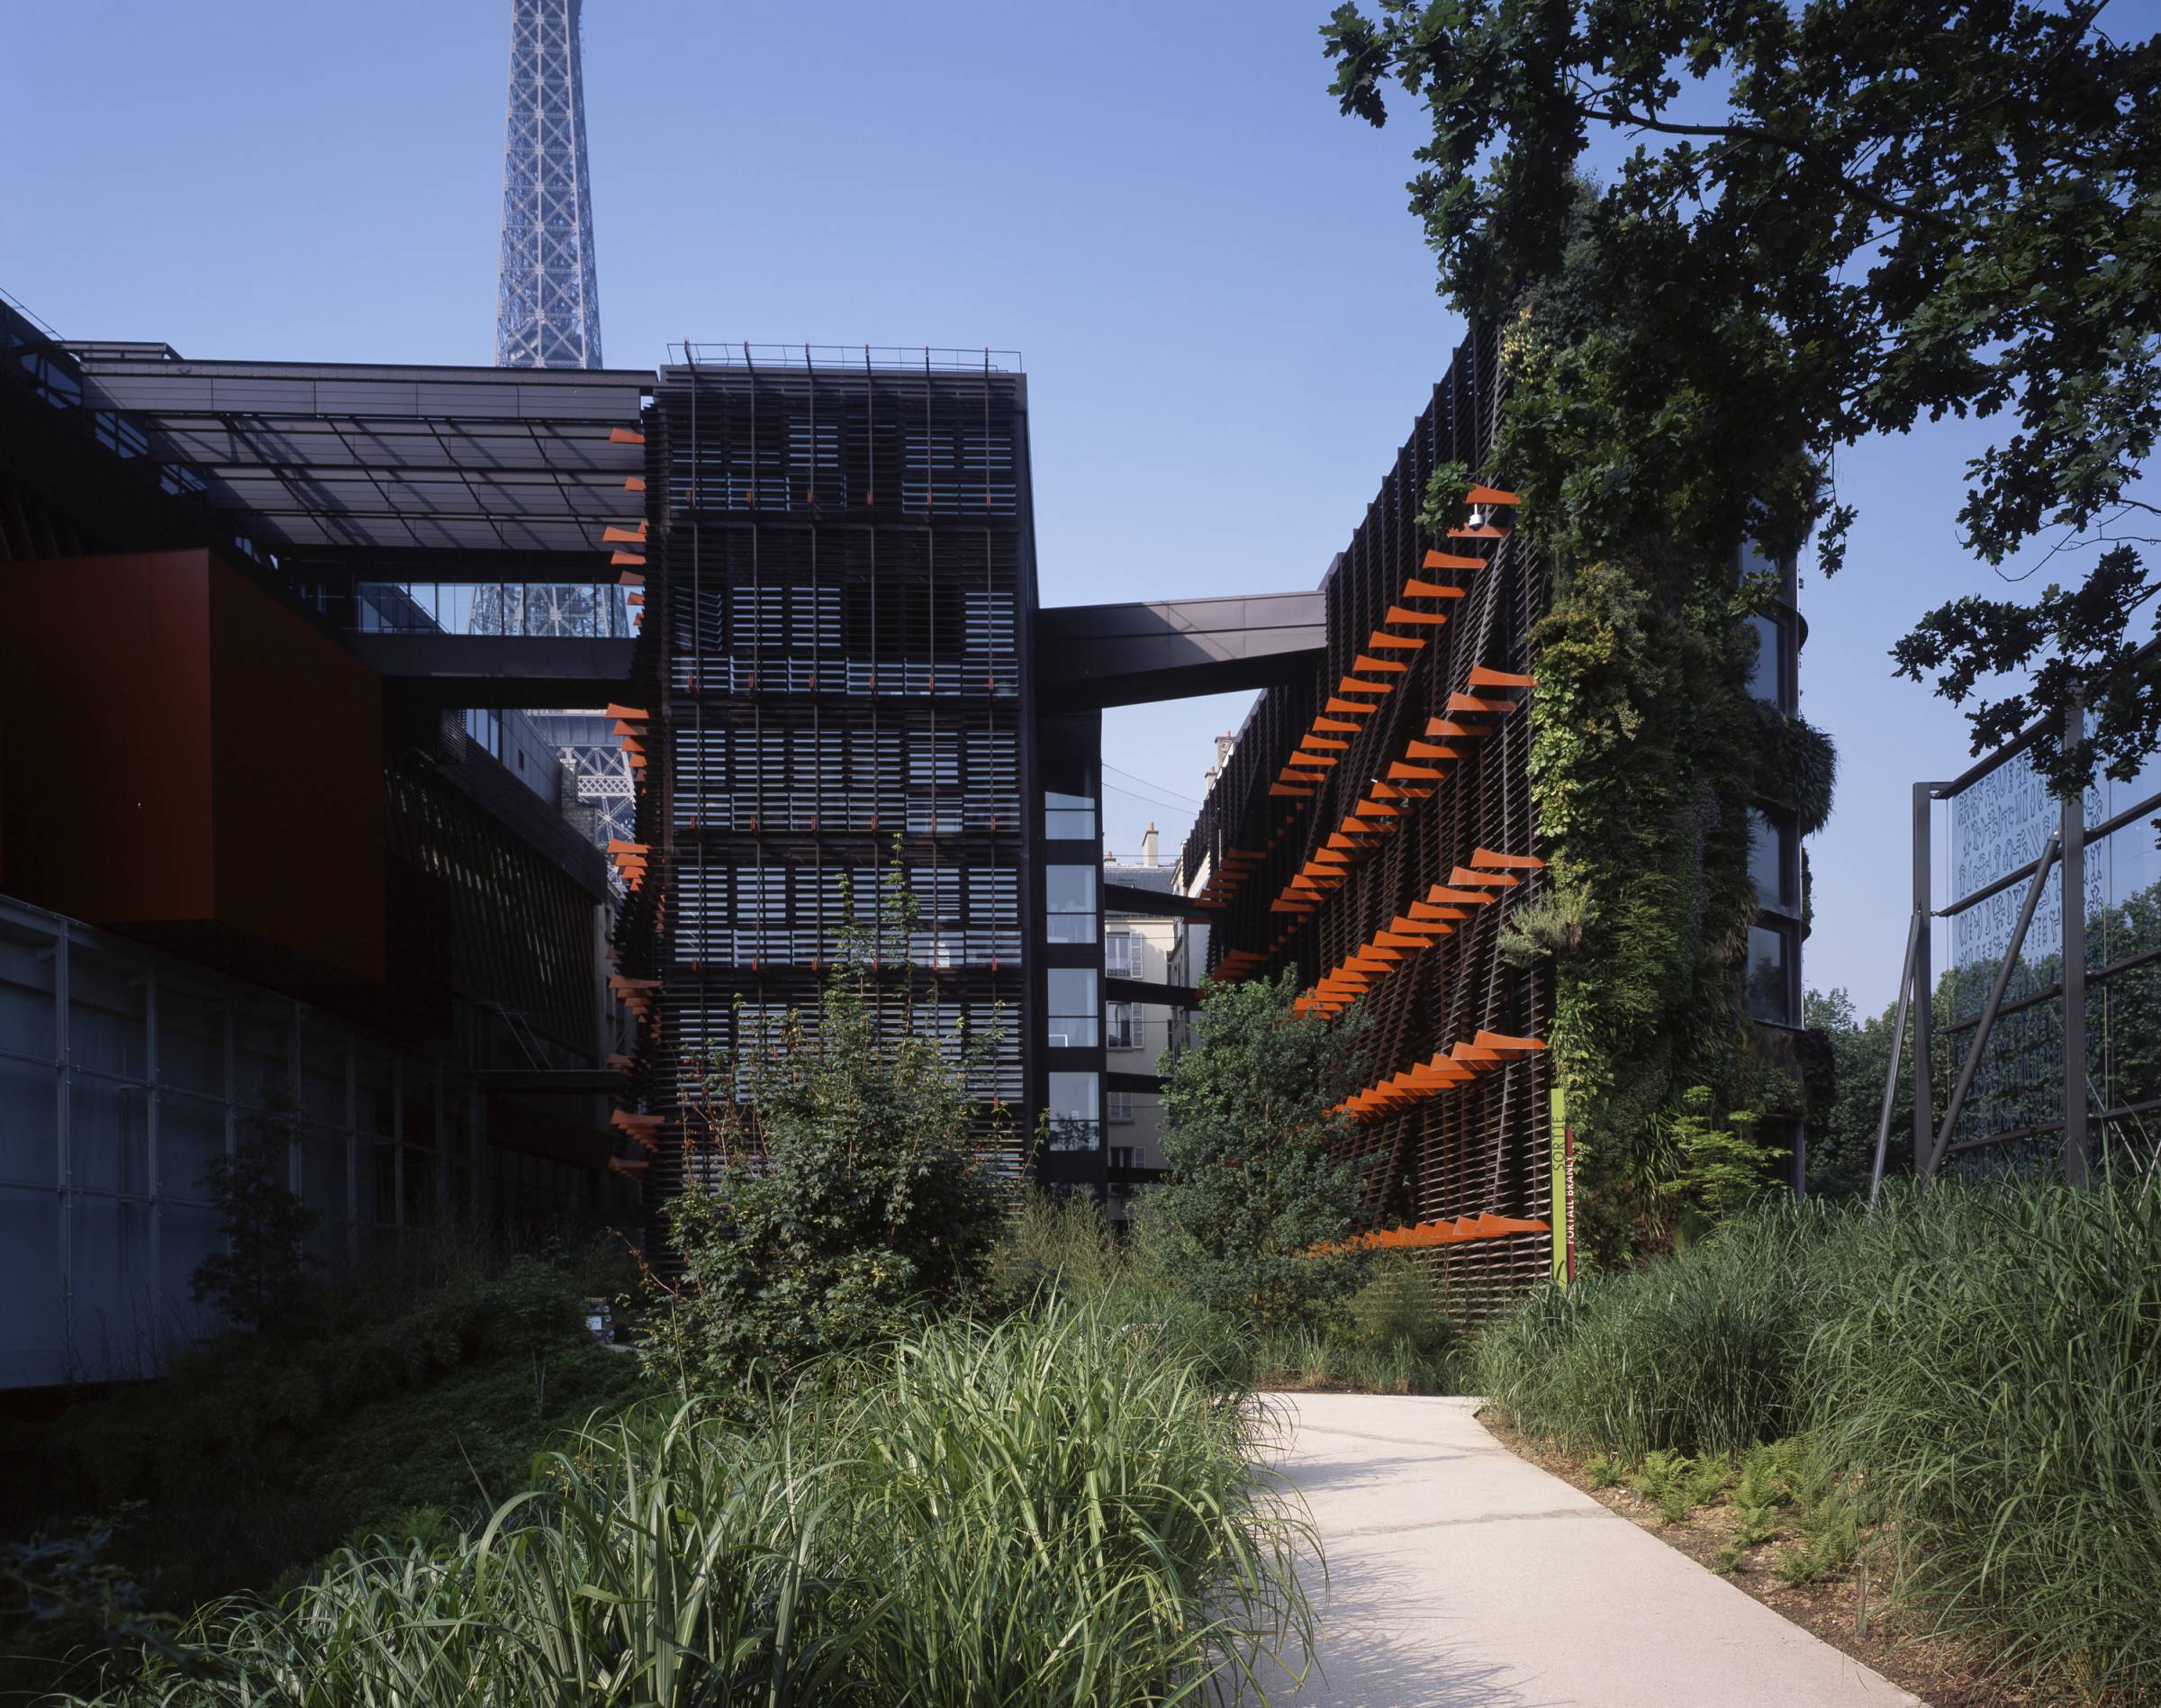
[0,550,384,981]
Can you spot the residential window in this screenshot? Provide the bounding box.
[1109,1145,1135,1170]
[1108,1090,1135,1124]
[1046,864,1096,943]
[1046,968,1099,1049]
[1746,612,1791,709]
[1046,1071,1100,1151]
[1749,809,1797,916]
[1105,930,1136,978]
[1106,1001,1138,1050]
[1746,923,1796,1025]
[1044,790,1097,840]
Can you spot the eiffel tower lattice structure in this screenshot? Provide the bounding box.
[494,0,603,370]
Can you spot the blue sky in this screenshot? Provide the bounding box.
[5,0,2066,1011]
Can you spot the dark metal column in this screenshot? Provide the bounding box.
[1912,782,1936,1177]
[2061,698,2089,1185]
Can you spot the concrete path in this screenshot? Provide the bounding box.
[1264,1393,1921,1708]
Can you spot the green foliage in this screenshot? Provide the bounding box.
[493,1252,583,1417]
[1153,970,1373,1329]
[648,894,1016,1390]
[60,1307,1317,1708]
[1414,459,1470,536]
[189,1095,319,1333]
[985,1185,1121,1310]
[1474,1181,2161,1695]
[1802,987,1913,1197]
[0,1241,640,1696]
[1322,0,2161,797]
[1750,703,1838,838]
[1523,557,1769,1261]
[1657,1087,1780,1239]
[1472,1202,1842,1459]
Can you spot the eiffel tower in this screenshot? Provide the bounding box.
[494,0,603,369]
[493,0,626,860]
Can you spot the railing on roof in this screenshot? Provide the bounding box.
[669,343,1023,374]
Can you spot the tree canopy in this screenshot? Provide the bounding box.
[1323,0,2159,791]
[1153,970,1372,1328]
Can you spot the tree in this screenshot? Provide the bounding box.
[1153,970,1372,1329]
[646,881,1016,1391]
[1321,0,2160,797]
[191,1094,319,1333]
[1657,1086,1781,1243]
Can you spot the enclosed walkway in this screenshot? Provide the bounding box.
[1268,1393,1920,1708]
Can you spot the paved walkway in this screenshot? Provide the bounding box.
[1264,1393,1921,1708]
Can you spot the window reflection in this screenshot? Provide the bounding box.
[1046,865,1097,943]
[1046,968,1099,1048]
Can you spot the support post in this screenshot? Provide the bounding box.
[1932,828,2060,1173]
[1867,908,1922,1208]
[2061,697,2089,1185]
[1911,784,1936,1179]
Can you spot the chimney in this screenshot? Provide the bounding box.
[1142,822,1159,867]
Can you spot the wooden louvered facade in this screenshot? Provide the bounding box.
[610,356,1040,1250]
[1180,328,1555,1320]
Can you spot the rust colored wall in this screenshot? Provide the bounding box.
[0,550,384,981]
[0,551,215,921]
[206,557,384,979]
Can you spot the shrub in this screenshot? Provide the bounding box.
[1153,970,1372,1330]
[190,1094,319,1333]
[1473,1180,2161,1697]
[1473,1202,1838,1458]
[61,1306,1316,1708]
[1804,1180,2161,1697]
[648,899,1017,1390]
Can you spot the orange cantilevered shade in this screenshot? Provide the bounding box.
[609,427,646,445]
[1388,762,1445,781]
[1352,800,1402,818]
[1384,604,1451,625]
[1325,696,1378,714]
[1269,784,1314,799]
[605,704,649,722]
[1408,903,1466,923]
[1352,654,1408,673]
[1450,865,1520,889]
[1338,676,1393,696]
[1426,718,1489,739]
[1368,630,1425,650]
[1473,1030,1548,1056]
[602,521,649,543]
[1447,692,1516,715]
[1313,717,1363,732]
[1423,550,1488,571]
[1405,741,1460,760]
[610,550,646,567]
[1331,1214,1549,1252]
[624,474,647,492]
[1388,916,1452,935]
[1402,579,1469,599]
[1469,665,1537,690]
[1471,846,1546,870]
[1465,484,1521,506]
[1301,736,1350,750]
[1427,883,1491,904]
[1447,524,1509,539]
[1374,933,1431,950]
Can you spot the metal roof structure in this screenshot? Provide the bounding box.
[68,356,649,560]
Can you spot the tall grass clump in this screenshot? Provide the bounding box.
[62,1304,1315,1707]
[1473,1201,1846,1457]
[1804,1179,2161,1699]
[1474,1178,2161,1697]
